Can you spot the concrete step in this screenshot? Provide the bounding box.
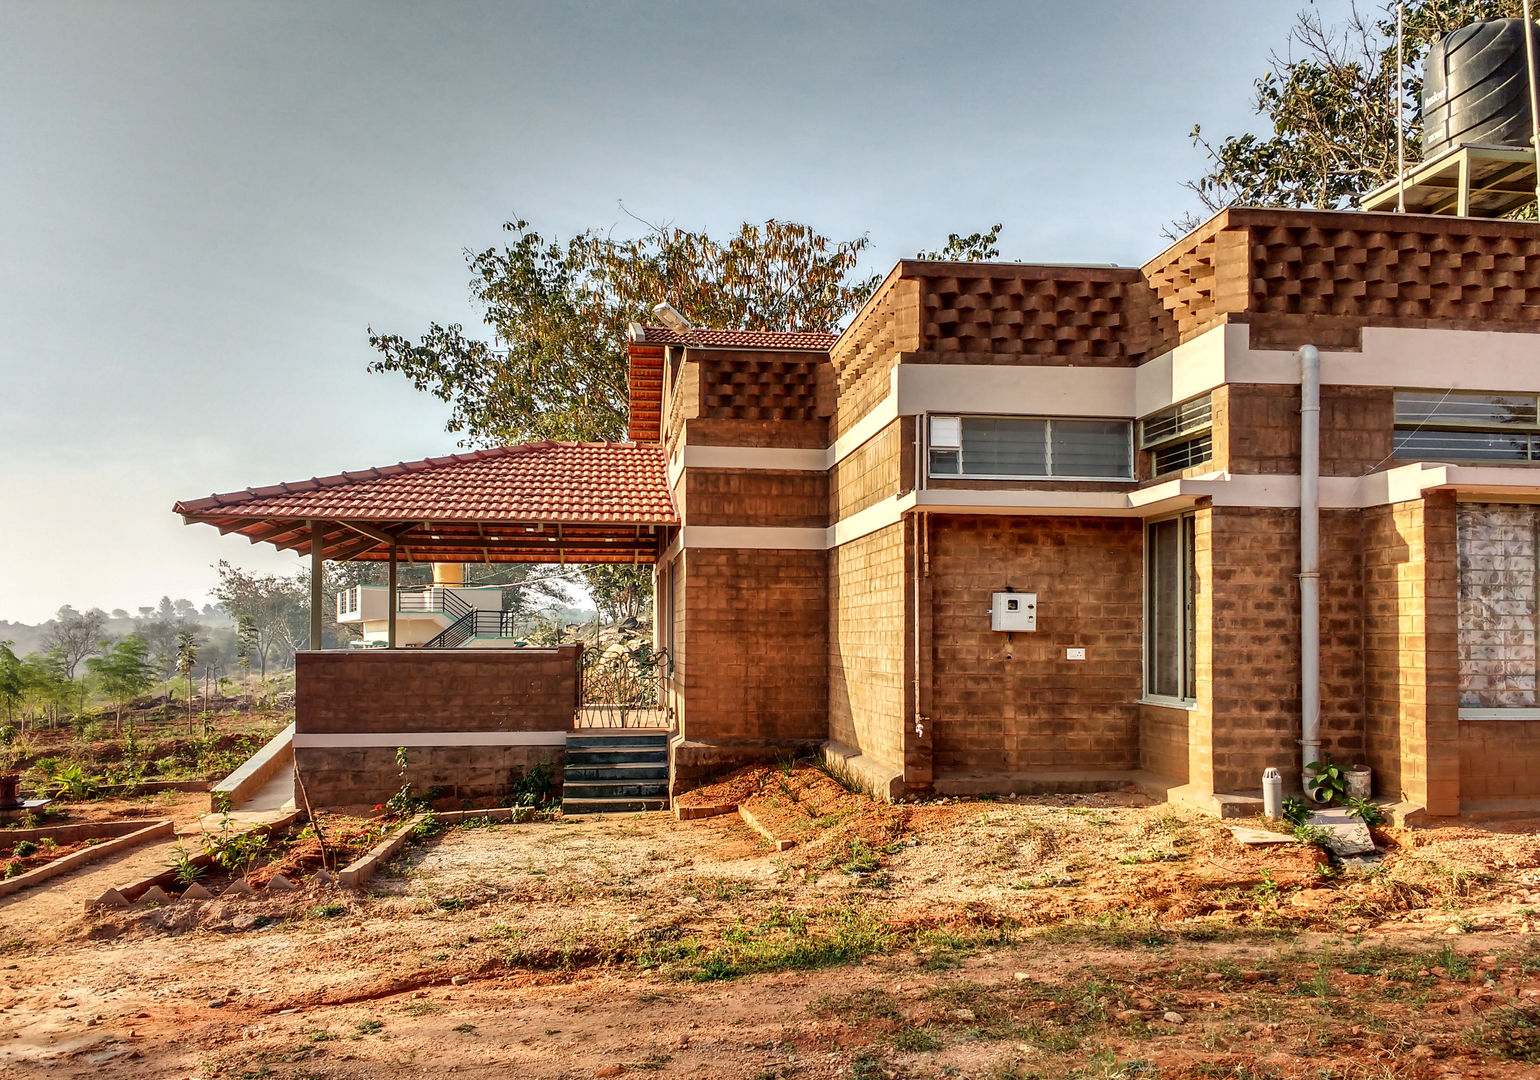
[566,733,669,749]
[561,797,668,814]
[565,748,668,766]
[562,780,669,800]
[563,763,669,782]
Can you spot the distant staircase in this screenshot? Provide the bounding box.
[561,731,669,814]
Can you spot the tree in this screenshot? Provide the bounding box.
[20,649,72,727]
[916,224,1005,262]
[85,636,157,731]
[585,566,652,626]
[0,642,23,725]
[175,629,199,727]
[212,562,305,679]
[368,214,881,445]
[40,605,106,681]
[1176,0,1524,233]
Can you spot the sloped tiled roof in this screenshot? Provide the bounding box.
[174,442,676,525]
[628,325,837,351]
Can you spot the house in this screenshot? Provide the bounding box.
[176,206,1540,818]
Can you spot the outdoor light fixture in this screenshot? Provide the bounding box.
[652,301,692,333]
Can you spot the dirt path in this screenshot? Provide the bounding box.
[5,779,1540,1077]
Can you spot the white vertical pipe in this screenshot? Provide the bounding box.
[1525,0,1540,210]
[1299,346,1322,788]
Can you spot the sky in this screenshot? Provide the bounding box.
[0,0,1360,626]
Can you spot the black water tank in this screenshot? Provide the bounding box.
[1422,17,1540,158]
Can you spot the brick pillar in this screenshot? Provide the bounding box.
[1186,505,1217,796]
[1422,491,1461,816]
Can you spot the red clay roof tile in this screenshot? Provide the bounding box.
[173,442,677,525]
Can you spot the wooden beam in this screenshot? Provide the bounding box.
[388,544,398,649]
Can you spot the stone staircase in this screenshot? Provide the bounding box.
[561,731,670,814]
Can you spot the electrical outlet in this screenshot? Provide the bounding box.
[1066,647,1086,661]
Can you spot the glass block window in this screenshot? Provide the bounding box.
[1458,503,1540,709]
[1395,391,1540,464]
[927,415,1132,480]
[1139,394,1214,477]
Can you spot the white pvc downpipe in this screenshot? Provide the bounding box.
[1299,345,1322,787]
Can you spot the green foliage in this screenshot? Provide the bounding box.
[368,214,881,446]
[200,813,269,873]
[3,858,21,879]
[0,642,24,723]
[1305,757,1350,804]
[1177,0,1525,232]
[51,763,98,800]
[170,841,205,885]
[12,840,37,857]
[1346,794,1386,826]
[581,565,652,625]
[504,757,555,808]
[216,565,305,680]
[1281,797,1311,826]
[84,636,157,730]
[915,223,1005,262]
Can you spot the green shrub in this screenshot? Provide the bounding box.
[505,757,555,808]
[12,840,37,858]
[1304,756,1350,804]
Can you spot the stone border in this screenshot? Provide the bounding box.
[676,802,738,821]
[339,814,424,890]
[99,809,304,906]
[738,805,795,851]
[333,806,551,890]
[0,819,174,899]
[1,818,171,845]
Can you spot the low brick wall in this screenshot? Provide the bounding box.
[294,647,579,807]
[1460,718,1540,803]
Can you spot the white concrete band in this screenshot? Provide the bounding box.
[294,731,569,748]
[668,462,1540,555]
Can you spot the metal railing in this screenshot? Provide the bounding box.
[579,644,673,730]
[420,608,521,649]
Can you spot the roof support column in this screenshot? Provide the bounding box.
[308,520,324,652]
[387,543,399,649]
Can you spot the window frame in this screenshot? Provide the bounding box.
[925,413,1135,482]
[1143,512,1198,705]
[1393,389,1540,465]
[1139,394,1215,478]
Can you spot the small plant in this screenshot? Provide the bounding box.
[1251,868,1278,904]
[452,1023,477,1034]
[170,842,205,885]
[1304,756,1349,805]
[37,838,57,854]
[200,812,269,873]
[310,902,345,918]
[12,840,37,858]
[355,1019,383,1035]
[1291,822,1334,849]
[1345,795,1385,827]
[504,757,554,808]
[1281,797,1310,826]
[3,857,22,879]
[51,763,100,800]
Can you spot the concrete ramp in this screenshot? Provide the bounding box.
[209,722,297,823]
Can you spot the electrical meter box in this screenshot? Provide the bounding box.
[991,592,1037,632]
